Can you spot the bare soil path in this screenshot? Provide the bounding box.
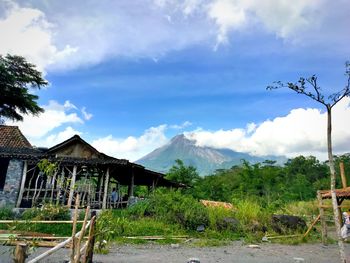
[0,241,349,263]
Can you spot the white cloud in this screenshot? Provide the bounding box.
[185,97,350,160]
[92,125,168,161]
[32,126,82,147]
[6,100,83,138]
[0,1,77,72]
[81,107,93,121]
[1,0,345,71]
[170,121,192,129]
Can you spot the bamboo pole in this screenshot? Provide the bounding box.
[317,191,327,244]
[0,220,85,224]
[303,214,321,238]
[340,162,347,188]
[83,211,96,263]
[102,168,110,209]
[70,194,80,262]
[68,165,78,208]
[27,220,91,263]
[74,206,90,263]
[16,161,27,208]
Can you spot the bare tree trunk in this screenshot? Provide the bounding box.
[327,107,347,263]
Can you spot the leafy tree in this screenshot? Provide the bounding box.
[166,159,200,187]
[268,62,350,263]
[0,54,47,122]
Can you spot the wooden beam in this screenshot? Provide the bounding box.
[102,167,110,209]
[16,161,27,208]
[67,165,78,208]
[317,190,327,244]
[303,214,320,238]
[340,162,347,188]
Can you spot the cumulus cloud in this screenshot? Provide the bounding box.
[32,126,82,147]
[7,100,83,138]
[92,125,168,161]
[185,97,350,160]
[0,1,77,71]
[1,0,347,71]
[170,121,192,129]
[81,107,93,121]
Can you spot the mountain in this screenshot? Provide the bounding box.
[136,134,286,176]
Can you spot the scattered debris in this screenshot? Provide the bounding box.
[293,257,305,262]
[247,244,261,249]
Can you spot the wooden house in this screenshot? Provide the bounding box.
[0,125,177,209]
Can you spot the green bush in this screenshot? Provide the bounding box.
[207,207,239,231]
[21,204,70,220]
[0,208,15,219]
[147,190,209,230]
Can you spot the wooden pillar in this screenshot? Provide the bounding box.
[317,191,327,244]
[67,165,78,208]
[128,167,134,197]
[102,167,110,209]
[16,161,28,208]
[84,210,96,263]
[340,162,347,188]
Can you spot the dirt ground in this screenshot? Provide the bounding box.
[1,241,349,263]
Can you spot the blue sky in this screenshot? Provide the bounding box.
[1,0,350,161]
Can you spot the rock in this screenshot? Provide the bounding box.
[196,225,205,232]
[271,215,307,234]
[170,243,180,249]
[187,257,200,263]
[216,217,240,231]
[261,236,269,242]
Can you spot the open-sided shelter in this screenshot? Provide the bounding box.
[0,125,178,209]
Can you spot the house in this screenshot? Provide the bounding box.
[0,125,178,208]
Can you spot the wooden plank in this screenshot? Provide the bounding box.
[74,206,90,263]
[70,194,80,262]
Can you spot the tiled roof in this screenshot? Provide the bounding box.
[0,125,32,148]
[320,186,350,199]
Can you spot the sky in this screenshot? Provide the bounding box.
[1,0,350,161]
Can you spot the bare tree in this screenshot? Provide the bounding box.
[268,61,350,263]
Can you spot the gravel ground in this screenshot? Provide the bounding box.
[1,241,349,263]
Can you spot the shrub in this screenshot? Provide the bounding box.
[148,190,209,230]
[0,208,15,219]
[21,204,70,220]
[207,207,239,231]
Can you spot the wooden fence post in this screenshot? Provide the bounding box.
[317,191,327,244]
[13,243,27,263]
[84,211,96,263]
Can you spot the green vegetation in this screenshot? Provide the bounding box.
[0,154,348,248]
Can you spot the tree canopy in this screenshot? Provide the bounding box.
[0,54,48,122]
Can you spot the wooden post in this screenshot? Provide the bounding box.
[68,165,78,208]
[128,167,135,197]
[340,162,347,188]
[16,161,28,208]
[13,243,27,263]
[317,191,327,244]
[83,211,96,263]
[102,167,110,209]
